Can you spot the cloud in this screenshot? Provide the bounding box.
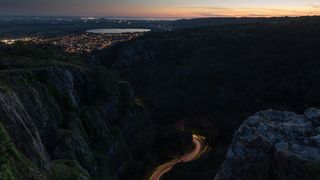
[174,6,320,17]
[1,0,320,17]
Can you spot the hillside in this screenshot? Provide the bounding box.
[96,18,320,178]
[0,66,156,179]
[2,17,320,179]
[0,44,192,180]
[99,19,320,142]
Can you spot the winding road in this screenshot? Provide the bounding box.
[149,134,209,180]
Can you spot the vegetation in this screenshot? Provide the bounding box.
[0,41,143,179]
[0,122,43,180]
[101,18,320,141]
[0,42,86,70]
[2,16,320,179]
[98,17,320,176]
[47,160,91,180]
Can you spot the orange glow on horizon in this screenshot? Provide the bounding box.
[86,5,320,18]
[4,2,320,18]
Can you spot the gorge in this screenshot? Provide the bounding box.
[1,16,320,180]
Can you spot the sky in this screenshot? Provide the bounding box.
[1,0,320,18]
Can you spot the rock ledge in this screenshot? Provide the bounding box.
[215,108,320,180]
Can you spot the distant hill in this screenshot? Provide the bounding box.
[169,16,320,30]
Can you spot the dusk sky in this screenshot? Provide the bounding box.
[1,0,320,18]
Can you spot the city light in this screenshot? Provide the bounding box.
[1,32,147,54]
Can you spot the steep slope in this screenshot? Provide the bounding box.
[0,65,155,179]
[215,108,320,180]
[0,121,46,180]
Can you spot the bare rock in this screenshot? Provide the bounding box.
[215,108,320,180]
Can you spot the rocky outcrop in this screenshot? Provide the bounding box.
[214,108,320,180]
[0,66,155,179]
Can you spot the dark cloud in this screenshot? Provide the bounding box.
[0,0,107,15]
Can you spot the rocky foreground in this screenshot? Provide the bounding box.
[215,108,320,180]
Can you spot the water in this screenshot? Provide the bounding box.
[86,28,151,34]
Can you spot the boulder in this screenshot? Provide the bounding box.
[215,108,320,180]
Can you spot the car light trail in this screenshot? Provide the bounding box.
[149,134,210,180]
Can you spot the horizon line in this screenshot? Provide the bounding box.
[1,15,320,20]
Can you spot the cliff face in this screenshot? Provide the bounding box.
[215,108,320,180]
[0,66,154,180]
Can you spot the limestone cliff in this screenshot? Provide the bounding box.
[0,66,154,180]
[214,108,320,180]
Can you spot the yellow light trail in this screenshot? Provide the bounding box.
[149,134,210,180]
